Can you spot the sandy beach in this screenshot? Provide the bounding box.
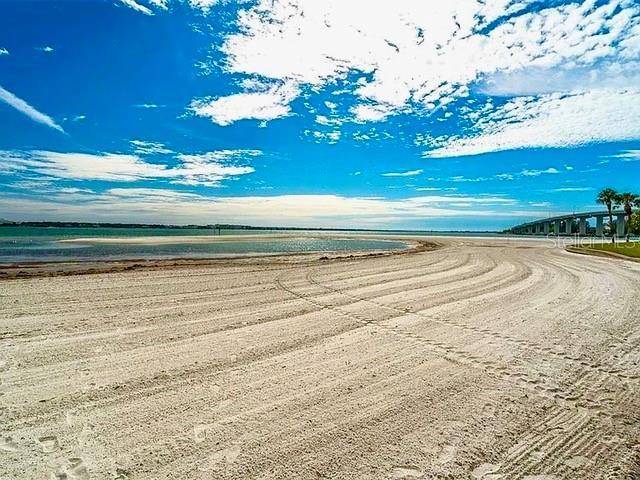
[1,237,639,479]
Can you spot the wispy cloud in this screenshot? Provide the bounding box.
[0,48,9,56]
[0,85,65,133]
[130,140,174,155]
[448,166,562,183]
[119,0,218,15]
[415,188,458,193]
[521,168,560,177]
[134,103,163,109]
[36,46,54,53]
[382,169,423,177]
[120,0,154,15]
[425,90,640,158]
[0,149,258,187]
[548,187,594,192]
[604,150,640,161]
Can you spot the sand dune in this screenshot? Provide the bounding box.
[1,238,639,479]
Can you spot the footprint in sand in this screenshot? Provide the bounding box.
[0,436,19,452]
[38,435,59,453]
[65,457,90,480]
[112,467,129,479]
[199,444,242,471]
[438,445,457,464]
[389,465,422,479]
[471,463,501,479]
[564,455,591,469]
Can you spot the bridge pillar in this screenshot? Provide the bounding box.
[564,218,573,235]
[617,214,626,238]
[596,216,604,236]
[555,220,561,235]
[579,217,587,236]
[543,222,550,235]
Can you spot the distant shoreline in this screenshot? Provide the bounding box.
[0,221,500,235]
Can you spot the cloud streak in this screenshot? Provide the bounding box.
[0,149,259,187]
[0,85,65,133]
[382,169,423,177]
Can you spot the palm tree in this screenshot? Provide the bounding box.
[597,188,618,244]
[615,192,640,242]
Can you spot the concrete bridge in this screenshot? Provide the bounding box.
[509,210,627,236]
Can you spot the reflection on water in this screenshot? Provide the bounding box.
[0,227,409,262]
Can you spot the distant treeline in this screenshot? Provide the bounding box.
[0,220,243,230]
[0,220,496,234]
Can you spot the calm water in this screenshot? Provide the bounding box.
[0,226,414,263]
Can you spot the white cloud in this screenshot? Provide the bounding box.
[416,187,457,192]
[3,151,165,181]
[0,85,65,133]
[120,0,154,15]
[0,48,9,56]
[478,61,640,97]
[549,187,594,192]
[189,0,218,12]
[382,169,423,177]
[119,0,218,15]
[521,168,560,177]
[351,104,394,123]
[148,0,169,9]
[130,140,174,155]
[212,0,639,127]
[72,115,86,122]
[605,149,640,161]
[425,89,640,157]
[172,150,258,186]
[446,166,564,183]
[134,103,162,109]
[306,129,341,144]
[190,82,299,126]
[36,46,54,53]
[0,149,258,186]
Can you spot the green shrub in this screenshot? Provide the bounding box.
[629,212,640,235]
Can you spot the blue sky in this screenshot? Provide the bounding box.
[1,0,639,230]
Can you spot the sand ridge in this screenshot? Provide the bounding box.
[1,238,639,479]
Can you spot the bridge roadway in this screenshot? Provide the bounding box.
[510,210,627,236]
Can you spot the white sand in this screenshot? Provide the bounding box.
[1,237,639,479]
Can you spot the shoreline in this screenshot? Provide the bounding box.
[0,239,439,279]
